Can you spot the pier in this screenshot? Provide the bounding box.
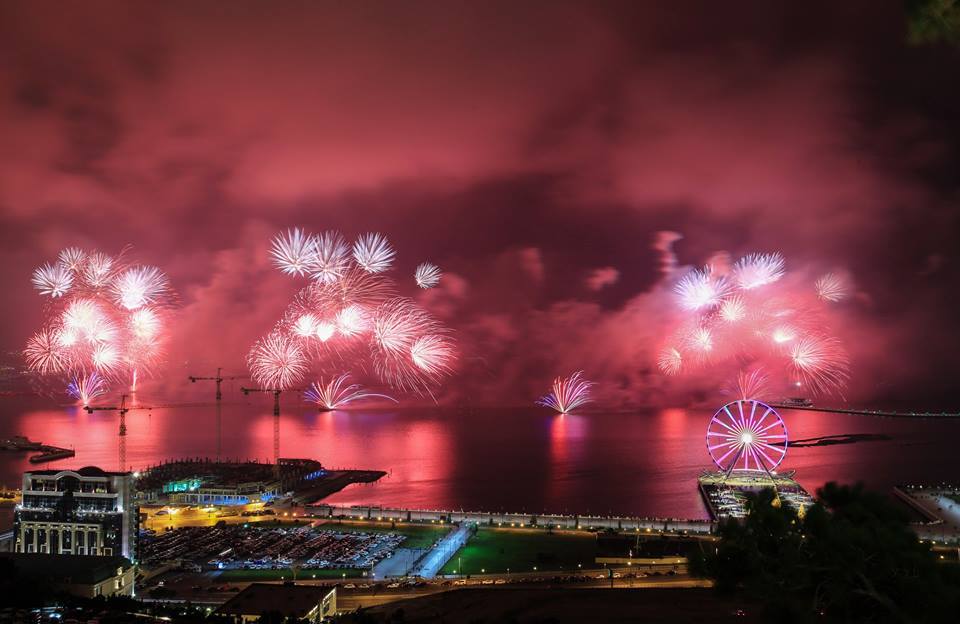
[772,404,960,419]
[310,504,715,535]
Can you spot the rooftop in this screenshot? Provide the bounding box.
[216,583,334,618]
[27,466,131,478]
[0,554,131,585]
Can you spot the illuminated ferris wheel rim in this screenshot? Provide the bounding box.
[706,399,788,472]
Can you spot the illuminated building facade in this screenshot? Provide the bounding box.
[14,467,137,560]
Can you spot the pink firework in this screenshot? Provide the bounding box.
[257,228,456,396]
[248,333,308,389]
[410,335,455,376]
[659,249,852,398]
[789,335,850,395]
[24,329,70,375]
[815,271,849,302]
[303,374,397,410]
[657,347,683,376]
[25,247,176,395]
[536,371,595,414]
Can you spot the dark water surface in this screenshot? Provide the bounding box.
[1,396,957,523]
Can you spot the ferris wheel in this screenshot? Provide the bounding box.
[706,399,788,473]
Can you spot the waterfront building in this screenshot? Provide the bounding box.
[215,583,337,622]
[14,466,137,560]
[0,553,135,598]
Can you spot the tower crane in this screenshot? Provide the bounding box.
[84,394,148,472]
[85,395,219,472]
[189,368,245,462]
[240,386,304,473]
[188,368,245,401]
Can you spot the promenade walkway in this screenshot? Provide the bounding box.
[410,523,473,579]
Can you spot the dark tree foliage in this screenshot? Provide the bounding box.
[908,0,960,44]
[693,482,960,623]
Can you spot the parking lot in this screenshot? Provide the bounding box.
[140,524,406,571]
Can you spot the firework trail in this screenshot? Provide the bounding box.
[24,247,176,400]
[415,262,442,289]
[253,229,455,397]
[536,371,595,414]
[303,374,397,410]
[659,250,851,398]
[723,369,771,401]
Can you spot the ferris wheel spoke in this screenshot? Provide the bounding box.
[714,443,742,465]
[755,419,784,435]
[712,417,739,435]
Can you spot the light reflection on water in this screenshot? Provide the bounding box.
[1,397,958,522]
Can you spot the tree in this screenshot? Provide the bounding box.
[693,482,960,623]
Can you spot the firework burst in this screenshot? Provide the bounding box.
[270,228,316,276]
[24,247,176,396]
[815,271,849,302]
[536,371,595,414]
[32,263,74,298]
[67,372,107,404]
[415,262,442,289]
[659,250,853,398]
[254,229,455,397]
[303,374,397,410]
[248,333,308,389]
[674,267,731,311]
[732,253,785,290]
[352,233,395,273]
[310,231,351,284]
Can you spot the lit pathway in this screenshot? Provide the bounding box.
[410,523,473,579]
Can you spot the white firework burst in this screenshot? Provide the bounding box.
[732,252,785,290]
[352,233,395,273]
[410,335,455,375]
[32,263,74,297]
[674,267,731,311]
[111,266,170,310]
[58,247,87,272]
[415,262,442,289]
[270,228,316,276]
[310,231,350,284]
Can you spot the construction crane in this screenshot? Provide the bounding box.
[189,368,245,462]
[240,386,304,473]
[188,368,245,401]
[84,394,147,473]
[85,396,219,472]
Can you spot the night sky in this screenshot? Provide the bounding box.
[2,1,959,407]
